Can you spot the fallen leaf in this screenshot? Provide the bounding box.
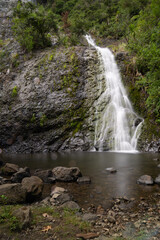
[42,225,52,232]
[42,213,50,218]
[76,232,99,239]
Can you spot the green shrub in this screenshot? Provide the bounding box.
[12,1,58,52]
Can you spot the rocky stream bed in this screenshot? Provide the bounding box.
[0,155,160,240]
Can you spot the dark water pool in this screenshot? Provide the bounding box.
[1,152,160,208]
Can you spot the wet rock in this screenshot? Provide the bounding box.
[33,169,55,183]
[11,167,30,183]
[155,175,160,185]
[21,176,44,202]
[0,183,26,204]
[0,158,3,167]
[153,158,159,161]
[137,175,154,185]
[50,186,72,205]
[157,164,160,168]
[50,192,71,206]
[105,167,117,173]
[1,163,19,175]
[52,166,82,182]
[115,52,126,61]
[61,201,80,210]
[82,213,98,222]
[134,118,143,127]
[77,176,91,184]
[51,186,67,196]
[12,206,32,229]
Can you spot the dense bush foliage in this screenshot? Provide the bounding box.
[128,0,160,122]
[12,1,57,51]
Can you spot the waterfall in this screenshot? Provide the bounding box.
[86,35,143,152]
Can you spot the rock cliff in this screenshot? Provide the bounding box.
[0,0,159,153]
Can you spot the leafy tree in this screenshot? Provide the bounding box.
[12,1,58,52]
[128,0,160,121]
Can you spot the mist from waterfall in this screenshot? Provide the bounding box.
[86,35,143,152]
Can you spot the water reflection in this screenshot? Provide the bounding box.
[1,152,160,208]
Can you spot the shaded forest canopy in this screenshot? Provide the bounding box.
[13,0,160,124]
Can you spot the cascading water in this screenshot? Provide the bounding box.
[86,35,143,152]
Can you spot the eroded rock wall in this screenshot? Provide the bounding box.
[0,44,104,153]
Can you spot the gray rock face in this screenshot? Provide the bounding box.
[0,44,101,153]
[137,175,154,185]
[0,183,26,203]
[52,166,82,182]
[21,176,44,202]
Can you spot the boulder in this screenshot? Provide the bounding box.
[155,175,160,185]
[1,163,19,175]
[137,175,154,185]
[34,169,55,183]
[12,206,32,229]
[11,167,30,183]
[52,167,82,182]
[0,183,26,204]
[21,176,44,202]
[77,176,91,184]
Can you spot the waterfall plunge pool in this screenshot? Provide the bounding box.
[1,152,160,209]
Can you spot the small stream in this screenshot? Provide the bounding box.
[1,152,160,208]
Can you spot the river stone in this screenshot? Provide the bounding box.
[11,167,30,183]
[50,193,72,206]
[33,169,55,183]
[137,175,154,185]
[105,167,117,173]
[52,167,82,182]
[1,163,19,175]
[50,186,67,196]
[12,206,32,229]
[153,158,159,161]
[0,183,26,204]
[61,201,80,210]
[21,176,44,202]
[82,213,98,222]
[77,176,91,184]
[155,175,160,185]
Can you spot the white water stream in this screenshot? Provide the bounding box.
[86,35,143,152]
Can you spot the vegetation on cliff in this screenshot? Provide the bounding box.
[12,0,160,126]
